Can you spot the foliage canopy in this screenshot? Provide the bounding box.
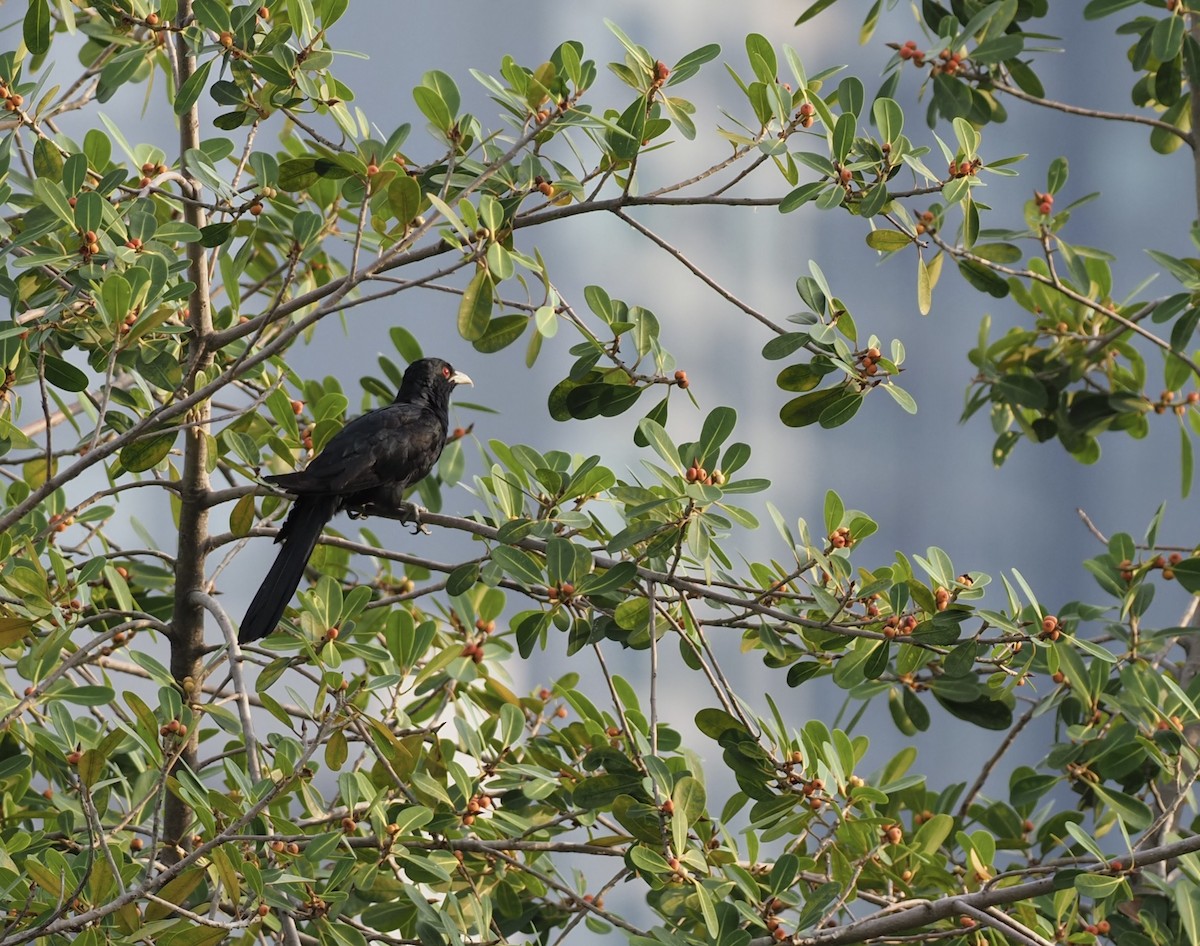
[2,1,1200,945]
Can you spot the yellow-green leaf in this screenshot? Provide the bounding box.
[0,616,33,646]
[229,492,255,538]
[457,268,493,341]
[917,255,932,315]
[865,229,911,252]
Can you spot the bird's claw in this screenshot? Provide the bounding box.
[397,502,430,535]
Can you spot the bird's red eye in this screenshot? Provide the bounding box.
[443,366,451,378]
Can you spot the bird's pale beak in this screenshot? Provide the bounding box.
[451,370,473,387]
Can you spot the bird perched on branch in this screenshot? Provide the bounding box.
[238,357,472,644]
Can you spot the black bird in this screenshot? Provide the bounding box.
[238,357,472,644]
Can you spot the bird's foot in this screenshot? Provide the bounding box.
[397,502,430,535]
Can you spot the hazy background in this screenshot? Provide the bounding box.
[34,1,1200,839]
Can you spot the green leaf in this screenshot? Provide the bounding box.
[637,418,683,473]
[832,112,855,162]
[1082,0,1142,19]
[779,387,848,428]
[865,229,911,252]
[42,355,89,392]
[795,0,839,25]
[669,44,720,86]
[120,430,178,472]
[996,374,1047,410]
[490,545,544,586]
[972,242,1022,263]
[458,269,493,341]
[175,58,214,115]
[958,260,1010,298]
[609,95,647,162]
[932,692,1013,730]
[24,0,51,55]
[1152,14,1185,63]
[73,191,104,235]
[387,174,422,224]
[883,384,917,414]
[872,97,902,142]
[33,178,75,225]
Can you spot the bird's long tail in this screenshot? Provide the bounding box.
[239,494,338,644]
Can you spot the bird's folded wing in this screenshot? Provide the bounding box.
[266,405,446,496]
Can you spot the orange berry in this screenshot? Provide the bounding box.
[146,12,159,25]
[130,837,144,851]
[219,31,234,47]
[249,201,264,216]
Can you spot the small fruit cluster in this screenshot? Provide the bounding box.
[1081,920,1112,937]
[138,160,167,188]
[1153,389,1200,416]
[673,369,689,389]
[533,175,556,198]
[1033,190,1054,216]
[857,346,882,378]
[685,459,725,485]
[0,74,23,113]
[897,41,967,76]
[914,209,936,235]
[828,526,854,548]
[159,717,188,740]
[762,898,789,941]
[932,47,966,76]
[78,229,101,260]
[1038,614,1061,641]
[897,40,926,66]
[269,839,302,855]
[797,100,816,128]
[48,512,74,533]
[462,791,493,825]
[460,618,495,664]
[1117,552,1187,582]
[880,822,903,845]
[546,581,575,601]
[882,613,918,638]
[947,156,981,179]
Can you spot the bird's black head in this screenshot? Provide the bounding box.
[395,357,473,408]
